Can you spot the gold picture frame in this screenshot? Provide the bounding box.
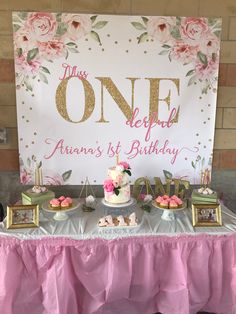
[192,203,222,227]
[7,204,39,229]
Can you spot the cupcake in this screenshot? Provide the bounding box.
[65,197,72,205]
[58,196,66,202]
[50,198,60,209]
[159,199,169,209]
[155,196,163,205]
[61,199,71,209]
[169,200,178,209]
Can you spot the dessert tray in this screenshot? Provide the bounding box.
[42,199,80,221]
[152,200,187,221]
[98,212,138,228]
[101,197,136,208]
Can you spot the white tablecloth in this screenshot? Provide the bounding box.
[1,200,236,239]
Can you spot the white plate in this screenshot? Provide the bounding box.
[101,198,136,208]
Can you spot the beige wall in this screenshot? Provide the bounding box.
[0,0,236,170]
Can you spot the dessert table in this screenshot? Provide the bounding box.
[0,200,236,314]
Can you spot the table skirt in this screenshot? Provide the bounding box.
[0,234,236,314]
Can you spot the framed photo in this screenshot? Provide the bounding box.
[7,204,39,229]
[192,204,222,227]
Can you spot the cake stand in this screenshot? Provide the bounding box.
[101,197,136,208]
[152,200,187,221]
[42,199,80,221]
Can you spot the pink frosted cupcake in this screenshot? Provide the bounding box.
[169,200,178,209]
[155,196,163,205]
[50,198,60,209]
[58,196,66,202]
[65,197,72,205]
[61,199,71,209]
[159,199,169,209]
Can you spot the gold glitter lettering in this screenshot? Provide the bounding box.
[146,78,180,123]
[95,77,139,122]
[56,77,95,123]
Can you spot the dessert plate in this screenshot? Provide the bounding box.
[42,199,80,221]
[101,197,136,208]
[152,200,187,221]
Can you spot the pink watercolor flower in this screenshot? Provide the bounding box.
[199,33,220,56]
[15,53,41,76]
[147,17,176,44]
[14,27,35,51]
[62,14,92,41]
[20,167,32,184]
[26,12,57,42]
[43,170,64,185]
[181,18,209,43]
[118,161,130,170]
[38,39,66,60]
[171,41,199,64]
[103,179,115,193]
[195,56,219,79]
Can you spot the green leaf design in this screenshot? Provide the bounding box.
[27,157,31,167]
[90,31,101,44]
[138,32,148,43]
[191,161,196,169]
[197,51,208,66]
[158,50,169,55]
[124,169,131,176]
[39,72,48,84]
[68,47,79,53]
[131,22,146,30]
[66,42,77,46]
[16,48,22,57]
[90,15,97,23]
[208,17,220,27]
[186,69,195,77]
[170,27,181,40]
[213,30,221,38]
[38,161,42,168]
[176,16,181,26]
[24,78,33,91]
[56,13,61,22]
[92,21,108,29]
[141,16,149,25]
[40,66,50,74]
[188,75,198,86]
[163,170,173,179]
[114,188,120,196]
[168,52,172,62]
[56,23,68,36]
[62,170,72,181]
[13,24,21,32]
[18,12,28,20]
[65,49,69,60]
[27,48,39,62]
[162,44,171,49]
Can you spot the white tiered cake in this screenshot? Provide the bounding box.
[103,161,131,204]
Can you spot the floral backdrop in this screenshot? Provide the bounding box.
[12,12,221,185]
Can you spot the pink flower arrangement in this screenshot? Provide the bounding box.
[103,179,121,196]
[116,161,131,176]
[118,161,130,170]
[26,12,57,42]
[132,16,221,95]
[13,12,108,92]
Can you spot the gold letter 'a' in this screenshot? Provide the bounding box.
[95,77,139,122]
[55,77,95,123]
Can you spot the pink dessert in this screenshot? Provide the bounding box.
[50,198,60,209]
[169,200,178,209]
[65,197,72,205]
[159,199,169,209]
[60,199,71,209]
[58,196,66,202]
[155,196,163,204]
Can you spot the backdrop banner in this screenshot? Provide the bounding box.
[13,12,222,185]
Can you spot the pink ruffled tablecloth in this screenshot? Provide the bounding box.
[0,234,236,314]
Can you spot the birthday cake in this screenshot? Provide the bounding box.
[103,161,131,204]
